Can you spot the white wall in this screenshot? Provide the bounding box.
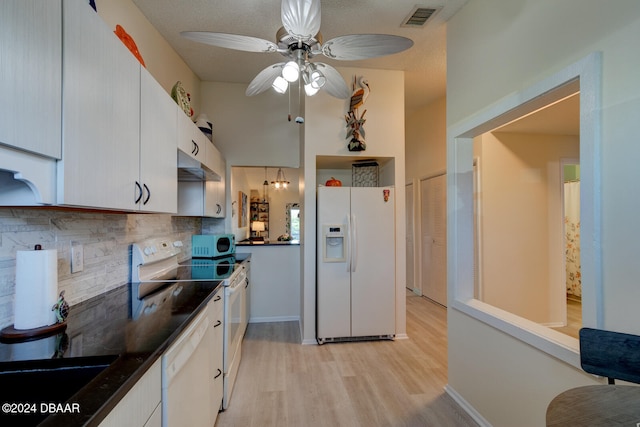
[477,132,579,324]
[405,96,447,182]
[405,97,447,297]
[199,82,301,169]
[447,1,640,425]
[236,245,300,323]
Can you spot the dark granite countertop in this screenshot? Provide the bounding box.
[0,278,224,426]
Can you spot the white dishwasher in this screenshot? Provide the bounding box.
[162,309,211,427]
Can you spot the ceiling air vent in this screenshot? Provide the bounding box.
[401,6,441,27]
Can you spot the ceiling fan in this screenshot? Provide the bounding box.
[180,0,413,99]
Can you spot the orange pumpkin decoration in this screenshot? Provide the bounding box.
[325,177,342,187]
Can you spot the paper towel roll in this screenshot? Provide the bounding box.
[14,248,58,330]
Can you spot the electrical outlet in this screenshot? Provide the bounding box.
[71,243,84,273]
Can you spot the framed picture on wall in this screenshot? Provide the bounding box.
[239,191,248,227]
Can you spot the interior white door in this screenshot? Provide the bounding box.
[405,183,416,293]
[316,187,352,339]
[350,187,395,337]
[420,175,447,306]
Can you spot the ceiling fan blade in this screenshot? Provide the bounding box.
[246,63,286,96]
[281,0,321,40]
[321,34,414,60]
[180,32,278,53]
[314,63,350,99]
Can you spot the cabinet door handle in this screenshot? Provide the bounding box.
[213,320,222,328]
[192,140,199,156]
[214,295,221,302]
[134,181,143,204]
[245,278,249,289]
[216,203,221,214]
[143,184,151,205]
[214,368,222,379]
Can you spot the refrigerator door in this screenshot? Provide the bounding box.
[350,187,395,337]
[317,187,352,340]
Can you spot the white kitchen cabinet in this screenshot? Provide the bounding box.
[207,143,226,218]
[58,0,140,210]
[177,141,226,217]
[208,291,224,424]
[58,0,177,213]
[98,359,162,427]
[177,179,224,217]
[177,110,208,165]
[0,0,62,159]
[139,68,177,213]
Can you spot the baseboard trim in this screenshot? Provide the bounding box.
[444,384,493,427]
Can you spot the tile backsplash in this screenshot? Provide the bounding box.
[0,208,202,329]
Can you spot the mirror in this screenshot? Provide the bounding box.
[286,203,300,241]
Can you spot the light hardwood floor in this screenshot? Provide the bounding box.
[215,291,479,427]
[550,298,582,339]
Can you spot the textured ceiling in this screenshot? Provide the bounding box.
[131,0,469,114]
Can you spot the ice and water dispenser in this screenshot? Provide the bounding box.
[322,225,346,262]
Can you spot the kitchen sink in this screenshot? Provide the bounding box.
[0,354,119,425]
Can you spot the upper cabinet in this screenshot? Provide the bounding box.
[177,111,208,165]
[139,68,177,213]
[0,0,224,215]
[0,0,62,159]
[57,0,177,213]
[57,0,141,210]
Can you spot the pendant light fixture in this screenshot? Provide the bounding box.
[271,168,290,190]
[262,167,269,202]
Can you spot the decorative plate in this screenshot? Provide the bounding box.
[171,81,191,117]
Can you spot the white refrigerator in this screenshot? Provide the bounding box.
[316,186,395,343]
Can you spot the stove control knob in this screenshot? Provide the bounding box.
[144,247,153,256]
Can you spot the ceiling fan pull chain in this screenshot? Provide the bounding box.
[288,83,292,121]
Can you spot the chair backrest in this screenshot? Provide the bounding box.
[579,327,640,384]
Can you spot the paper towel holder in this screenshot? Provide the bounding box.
[0,246,68,343]
[0,320,67,343]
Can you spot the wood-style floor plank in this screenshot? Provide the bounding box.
[215,291,479,427]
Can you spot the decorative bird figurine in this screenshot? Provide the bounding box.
[350,76,370,114]
[345,75,369,151]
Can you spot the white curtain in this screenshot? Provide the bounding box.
[564,181,581,297]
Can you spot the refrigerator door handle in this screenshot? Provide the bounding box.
[351,214,358,273]
[345,214,351,272]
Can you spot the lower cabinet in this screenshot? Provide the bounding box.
[98,359,161,427]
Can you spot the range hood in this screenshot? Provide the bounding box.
[177,151,221,182]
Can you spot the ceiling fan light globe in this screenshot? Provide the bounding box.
[282,61,300,82]
[272,76,288,94]
[304,83,320,96]
[310,69,326,88]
